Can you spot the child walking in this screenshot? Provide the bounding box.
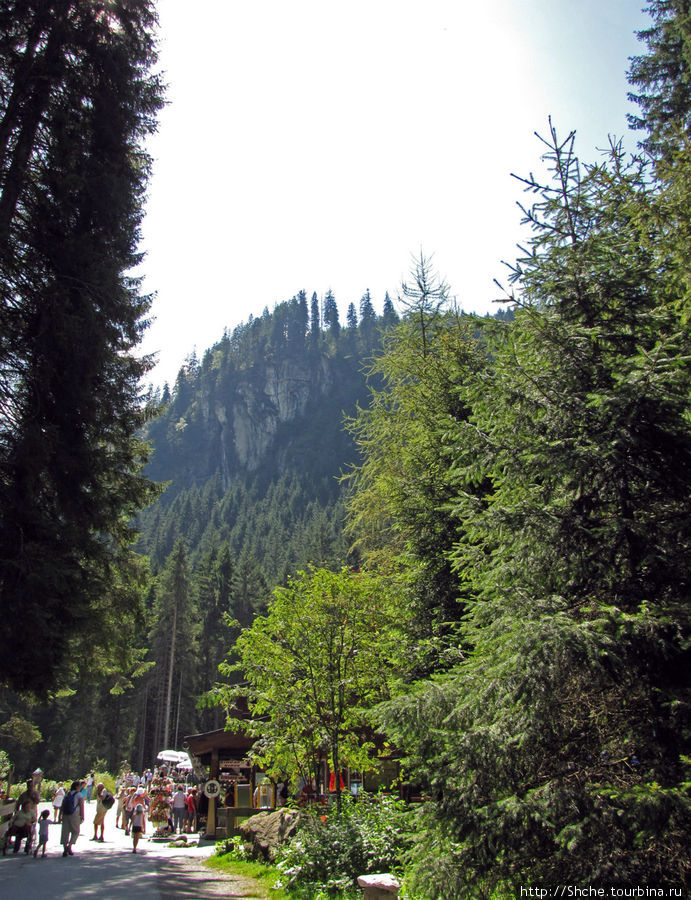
[33,809,50,857]
[131,803,146,853]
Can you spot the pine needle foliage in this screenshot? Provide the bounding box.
[376,122,691,895]
[0,1,164,693]
[345,301,486,677]
[628,0,691,159]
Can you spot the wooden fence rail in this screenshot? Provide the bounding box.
[0,800,15,841]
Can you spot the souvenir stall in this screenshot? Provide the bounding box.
[183,727,258,840]
[148,750,185,839]
[148,771,173,838]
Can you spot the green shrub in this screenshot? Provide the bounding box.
[215,834,247,858]
[93,772,116,795]
[34,772,115,802]
[0,750,11,780]
[276,793,412,898]
[40,779,60,802]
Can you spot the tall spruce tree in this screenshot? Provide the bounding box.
[377,124,691,895]
[0,1,163,693]
[358,289,376,343]
[398,252,449,357]
[627,0,691,158]
[346,299,484,676]
[195,543,235,731]
[309,291,321,342]
[346,301,358,329]
[381,291,399,329]
[322,289,340,336]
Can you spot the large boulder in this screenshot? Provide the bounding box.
[238,808,302,861]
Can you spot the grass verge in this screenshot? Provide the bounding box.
[204,854,292,899]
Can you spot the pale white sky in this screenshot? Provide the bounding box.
[139,0,649,387]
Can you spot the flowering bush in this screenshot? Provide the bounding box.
[275,793,412,898]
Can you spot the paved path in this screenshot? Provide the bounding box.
[0,801,261,899]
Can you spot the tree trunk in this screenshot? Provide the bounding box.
[332,737,341,812]
[162,600,177,749]
[0,11,68,246]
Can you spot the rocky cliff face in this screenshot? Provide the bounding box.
[138,301,387,574]
[220,357,334,472]
[154,350,353,492]
[144,314,372,499]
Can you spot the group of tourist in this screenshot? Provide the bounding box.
[2,777,41,857]
[116,768,155,790]
[1,766,197,858]
[114,777,198,837]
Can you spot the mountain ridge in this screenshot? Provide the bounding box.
[137,294,392,578]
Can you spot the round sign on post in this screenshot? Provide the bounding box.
[203,779,221,799]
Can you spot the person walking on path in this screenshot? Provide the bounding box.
[60,781,84,856]
[52,782,65,822]
[115,783,128,829]
[130,802,146,853]
[184,787,197,833]
[85,773,95,802]
[33,809,50,858]
[91,783,109,842]
[124,787,146,836]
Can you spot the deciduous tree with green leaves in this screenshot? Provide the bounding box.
[217,566,402,809]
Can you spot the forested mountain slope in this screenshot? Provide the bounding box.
[137,291,397,582]
[2,287,507,779]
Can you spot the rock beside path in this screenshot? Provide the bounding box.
[238,808,302,861]
[357,872,401,898]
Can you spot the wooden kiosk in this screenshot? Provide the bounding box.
[184,727,268,840]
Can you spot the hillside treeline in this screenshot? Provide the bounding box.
[1,291,408,774]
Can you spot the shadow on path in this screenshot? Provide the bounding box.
[0,803,262,899]
[156,856,265,899]
[0,848,160,898]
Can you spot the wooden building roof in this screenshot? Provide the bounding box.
[184,728,255,758]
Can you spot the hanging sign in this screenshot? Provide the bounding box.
[203,779,221,799]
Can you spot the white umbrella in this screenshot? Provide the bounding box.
[157,749,184,763]
[175,752,193,771]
